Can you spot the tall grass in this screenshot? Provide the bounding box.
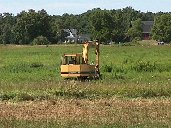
[0,44,170,84]
[0,44,171,99]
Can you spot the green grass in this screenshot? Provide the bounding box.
[0,44,170,84]
[0,44,171,99]
[0,44,171,127]
[0,82,171,101]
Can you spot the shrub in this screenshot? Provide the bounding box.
[113,72,126,80]
[133,61,157,72]
[102,64,113,72]
[0,93,16,101]
[30,62,44,68]
[32,36,50,45]
[17,93,34,101]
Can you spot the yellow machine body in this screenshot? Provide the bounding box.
[61,64,96,77]
[60,41,100,79]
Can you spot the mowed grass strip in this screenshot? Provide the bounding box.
[0,98,170,127]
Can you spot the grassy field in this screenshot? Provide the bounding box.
[0,43,171,127]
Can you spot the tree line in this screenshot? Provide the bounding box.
[0,7,171,45]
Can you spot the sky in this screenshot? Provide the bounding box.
[0,0,171,15]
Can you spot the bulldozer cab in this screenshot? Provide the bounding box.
[61,54,85,65]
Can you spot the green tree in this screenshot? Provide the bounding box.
[127,18,142,41]
[89,9,114,42]
[111,9,128,42]
[32,35,50,45]
[0,13,16,44]
[50,15,62,43]
[14,9,52,44]
[111,7,142,43]
[152,14,171,43]
[0,7,157,44]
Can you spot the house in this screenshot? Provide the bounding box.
[64,29,91,43]
[64,29,78,43]
[142,21,154,40]
[78,34,91,43]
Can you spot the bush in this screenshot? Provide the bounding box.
[133,37,141,41]
[17,93,34,101]
[30,62,44,68]
[102,64,113,72]
[0,93,16,101]
[133,61,157,72]
[32,36,50,45]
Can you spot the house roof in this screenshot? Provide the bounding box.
[70,29,77,35]
[64,29,77,39]
[63,29,77,35]
[142,21,154,33]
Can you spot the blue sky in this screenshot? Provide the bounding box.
[0,0,171,15]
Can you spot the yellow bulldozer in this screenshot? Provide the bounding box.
[60,41,100,79]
